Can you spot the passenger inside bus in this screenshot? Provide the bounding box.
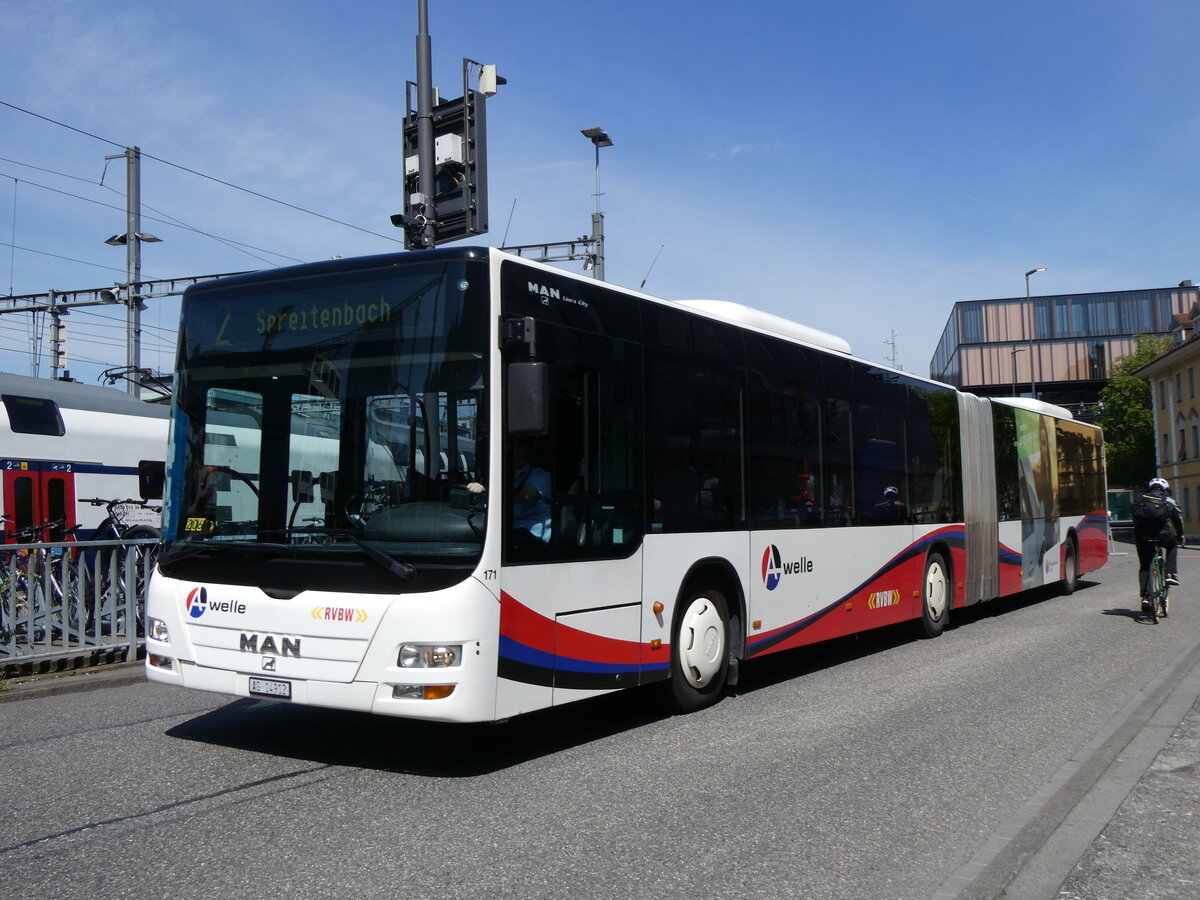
[512,439,552,542]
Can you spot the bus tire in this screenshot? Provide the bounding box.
[1060,539,1079,595]
[920,551,950,638]
[667,588,730,713]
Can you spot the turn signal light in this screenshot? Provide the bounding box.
[392,684,456,700]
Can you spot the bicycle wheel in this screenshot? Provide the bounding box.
[1150,552,1165,623]
[1160,562,1170,618]
[25,550,79,637]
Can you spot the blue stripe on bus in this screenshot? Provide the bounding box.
[498,635,666,679]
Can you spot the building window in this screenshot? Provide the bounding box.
[1190,367,1196,400]
[1180,429,1187,459]
[1163,433,1170,462]
[1185,485,1192,522]
[1176,372,1183,403]
[1160,380,1167,409]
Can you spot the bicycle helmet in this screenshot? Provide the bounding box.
[884,486,899,498]
[1149,477,1169,491]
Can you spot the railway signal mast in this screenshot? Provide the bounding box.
[391,0,503,249]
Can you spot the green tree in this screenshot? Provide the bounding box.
[1099,334,1172,487]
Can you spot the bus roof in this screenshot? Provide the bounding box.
[990,395,1075,420]
[675,299,853,356]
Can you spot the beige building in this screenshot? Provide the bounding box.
[1137,304,1200,533]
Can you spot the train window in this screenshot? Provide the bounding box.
[2,394,65,436]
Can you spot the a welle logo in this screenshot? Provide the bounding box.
[761,544,814,591]
[185,586,246,619]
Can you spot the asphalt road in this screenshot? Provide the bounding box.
[2,544,1198,899]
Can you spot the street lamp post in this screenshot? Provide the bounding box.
[1011,346,1027,396]
[580,127,612,280]
[1025,267,1046,398]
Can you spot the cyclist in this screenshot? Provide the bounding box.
[1133,476,1185,614]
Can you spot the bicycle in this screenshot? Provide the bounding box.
[0,526,33,646]
[1142,539,1170,623]
[79,498,162,635]
[0,517,81,644]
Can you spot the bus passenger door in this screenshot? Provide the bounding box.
[498,318,649,708]
[2,461,78,541]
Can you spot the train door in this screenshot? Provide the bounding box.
[1,462,78,541]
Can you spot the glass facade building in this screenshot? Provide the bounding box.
[930,285,1199,412]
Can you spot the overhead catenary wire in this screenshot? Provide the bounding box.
[1,98,404,279]
[1,97,410,377]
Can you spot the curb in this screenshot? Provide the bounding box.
[0,660,146,703]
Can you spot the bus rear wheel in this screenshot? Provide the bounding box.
[1060,540,1079,595]
[667,588,730,713]
[920,552,950,638]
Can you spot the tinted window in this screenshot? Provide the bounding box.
[855,367,908,525]
[646,318,743,534]
[745,334,822,528]
[2,394,64,436]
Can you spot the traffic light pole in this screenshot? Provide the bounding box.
[413,0,437,249]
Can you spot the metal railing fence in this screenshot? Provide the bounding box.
[0,538,157,666]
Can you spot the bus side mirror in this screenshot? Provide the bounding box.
[507,361,549,436]
[138,460,165,500]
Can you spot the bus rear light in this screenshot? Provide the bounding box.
[148,653,174,670]
[392,684,456,700]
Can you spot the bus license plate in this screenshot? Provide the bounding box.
[249,677,292,699]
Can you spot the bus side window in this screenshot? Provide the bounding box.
[745,336,822,529]
[648,361,739,533]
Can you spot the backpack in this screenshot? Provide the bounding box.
[1132,491,1170,528]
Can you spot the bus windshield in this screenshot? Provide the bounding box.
[159,256,489,593]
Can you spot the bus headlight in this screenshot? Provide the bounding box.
[147,618,170,643]
[398,643,461,668]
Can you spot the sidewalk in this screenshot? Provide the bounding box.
[0,658,145,702]
[1056,676,1200,897]
[942,630,1200,899]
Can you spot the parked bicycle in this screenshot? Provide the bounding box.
[79,498,162,635]
[0,516,82,645]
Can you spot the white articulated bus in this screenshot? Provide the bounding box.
[0,373,168,541]
[145,247,1108,722]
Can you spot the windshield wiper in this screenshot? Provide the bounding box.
[332,530,417,584]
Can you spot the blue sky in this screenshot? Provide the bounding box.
[2,0,1199,385]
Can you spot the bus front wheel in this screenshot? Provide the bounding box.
[920,552,950,638]
[667,589,730,713]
